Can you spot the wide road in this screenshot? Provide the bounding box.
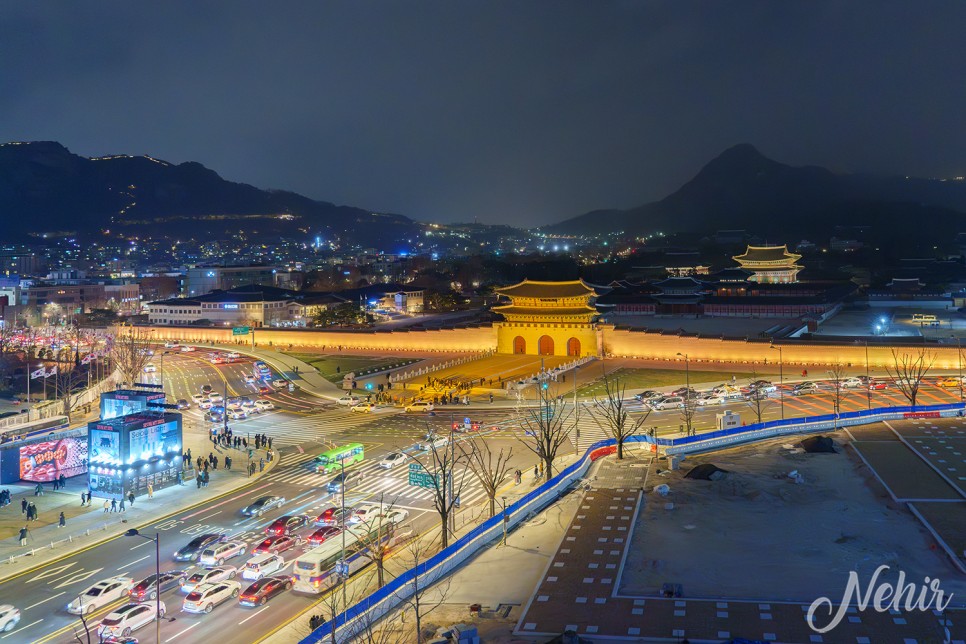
[5,348,963,643]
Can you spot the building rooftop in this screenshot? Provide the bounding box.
[492,304,599,317]
[733,245,802,263]
[495,279,606,299]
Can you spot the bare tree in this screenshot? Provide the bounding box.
[825,364,851,428]
[461,437,514,517]
[679,393,699,436]
[743,371,775,425]
[54,366,87,423]
[518,384,574,482]
[886,347,936,408]
[353,493,406,589]
[109,325,152,385]
[390,535,453,644]
[591,375,650,459]
[406,434,471,549]
[0,323,17,392]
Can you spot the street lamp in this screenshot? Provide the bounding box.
[864,341,871,410]
[958,337,964,405]
[770,344,784,419]
[676,353,690,434]
[124,529,166,643]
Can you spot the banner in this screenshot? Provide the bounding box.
[30,367,46,379]
[81,354,93,365]
[20,438,89,482]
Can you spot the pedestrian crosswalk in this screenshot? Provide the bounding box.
[190,409,405,447]
[263,451,493,509]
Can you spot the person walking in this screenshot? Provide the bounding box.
[59,473,66,490]
[147,483,153,499]
[18,526,28,546]
[267,437,273,450]
[533,464,539,480]
[21,498,28,515]
[80,492,86,506]
[196,473,202,489]
[103,499,110,513]
[225,455,232,470]
[538,462,544,478]
[110,497,117,512]
[58,511,66,528]
[119,496,126,512]
[128,491,135,506]
[34,482,43,496]
[259,457,265,472]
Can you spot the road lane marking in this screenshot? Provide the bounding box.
[130,539,154,550]
[166,623,199,642]
[199,510,223,520]
[0,618,43,639]
[178,482,274,520]
[239,604,271,624]
[117,555,151,570]
[24,592,65,610]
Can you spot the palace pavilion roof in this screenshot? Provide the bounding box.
[491,304,599,317]
[732,245,802,263]
[494,279,606,299]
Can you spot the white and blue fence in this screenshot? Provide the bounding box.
[302,400,966,642]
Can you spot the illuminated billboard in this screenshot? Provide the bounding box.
[20,438,89,482]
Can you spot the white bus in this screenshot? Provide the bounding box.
[292,519,411,594]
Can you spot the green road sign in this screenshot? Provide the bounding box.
[232,326,250,336]
[408,463,439,488]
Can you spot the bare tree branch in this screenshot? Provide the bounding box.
[108,325,152,386]
[517,384,574,481]
[405,434,471,549]
[886,347,936,407]
[591,375,649,459]
[461,437,514,517]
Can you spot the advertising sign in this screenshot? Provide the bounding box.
[20,438,89,482]
[90,429,121,462]
[129,419,179,460]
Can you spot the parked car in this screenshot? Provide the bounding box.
[253,534,301,555]
[182,581,241,614]
[265,515,309,536]
[67,577,134,615]
[327,470,364,494]
[241,495,285,517]
[307,526,342,546]
[239,575,293,607]
[379,452,406,469]
[405,401,435,413]
[129,571,186,601]
[314,506,352,527]
[173,534,225,562]
[97,602,165,639]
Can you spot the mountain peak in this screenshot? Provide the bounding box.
[696,143,778,178]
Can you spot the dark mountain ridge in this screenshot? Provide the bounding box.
[0,141,417,246]
[549,144,966,249]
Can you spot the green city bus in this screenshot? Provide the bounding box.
[314,443,365,473]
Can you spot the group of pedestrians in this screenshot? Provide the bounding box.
[22,499,39,521]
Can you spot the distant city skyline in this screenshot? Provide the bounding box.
[3,1,966,227]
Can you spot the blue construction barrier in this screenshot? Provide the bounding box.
[302,399,964,642]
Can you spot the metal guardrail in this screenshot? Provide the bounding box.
[3,521,117,568]
[302,399,966,643]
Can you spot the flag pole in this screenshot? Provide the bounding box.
[26,365,31,421]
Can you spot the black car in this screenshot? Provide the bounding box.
[129,570,186,601]
[239,575,293,607]
[265,515,308,536]
[241,495,285,517]
[173,534,225,562]
[176,399,190,410]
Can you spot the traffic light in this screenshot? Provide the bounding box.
[542,382,549,390]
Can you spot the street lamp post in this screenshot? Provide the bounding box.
[501,496,508,546]
[770,344,784,419]
[573,364,579,455]
[864,341,871,410]
[958,337,964,405]
[124,529,162,644]
[676,353,690,434]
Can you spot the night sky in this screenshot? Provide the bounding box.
[2,1,965,227]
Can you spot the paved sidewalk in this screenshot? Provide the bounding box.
[0,427,277,582]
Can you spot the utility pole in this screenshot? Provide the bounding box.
[771,344,784,419]
[573,364,579,455]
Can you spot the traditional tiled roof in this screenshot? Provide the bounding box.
[492,305,598,317]
[733,245,802,263]
[494,279,604,299]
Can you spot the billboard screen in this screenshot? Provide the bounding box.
[129,419,180,460]
[20,438,89,482]
[89,429,121,463]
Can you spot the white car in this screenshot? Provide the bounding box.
[843,377,865,388]
[0,605,20,633]
[227,406,247,420]
[379,452,406,469]
[350,402,378,413]
[199,398,214,409]
[416,435,449,452]
[337,395,361,406]
[272,379,288,389]
[163,342,178,349]
[97,601,165,639]
[143,364,157,373]
[226,352,240,359]
[254,400,275,411]
[244,375,256,383]
[180,566,238,593]
[649,396,684,411]
[348,503,383,524]
[67,576,133,615]
[208,393,224,403]
[405,401,435,413]
[381,508,410,524]
[191,393,206,404]
[199,541,247,566]
[180,345,196,352]
[181,581,241,614]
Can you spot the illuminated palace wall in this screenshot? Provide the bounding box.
[603,327,966,370]
[134,325,498,353]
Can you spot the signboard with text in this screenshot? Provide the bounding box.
[232,326,250,336]
[408,462,440,488]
